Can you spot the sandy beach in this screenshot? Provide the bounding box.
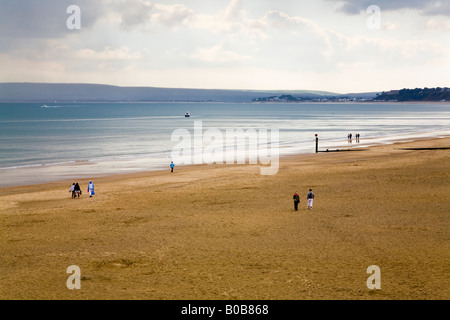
[0,137,449,300]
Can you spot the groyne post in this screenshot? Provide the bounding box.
[315,134,318,153]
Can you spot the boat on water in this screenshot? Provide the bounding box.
[185,112,190,117]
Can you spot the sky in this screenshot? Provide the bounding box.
[0,0,449,93]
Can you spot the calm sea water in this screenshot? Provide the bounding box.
[1,102,449,187]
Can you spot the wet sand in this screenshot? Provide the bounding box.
[0,137,449,300]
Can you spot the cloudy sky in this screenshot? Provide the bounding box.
[0,0,449,93]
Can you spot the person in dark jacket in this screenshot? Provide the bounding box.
[74,182,82,198]
[293,192,300,211]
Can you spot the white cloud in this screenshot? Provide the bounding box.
[77,46,142,60]
[114,0,265,39]
[118,0,154,30]
[426,18,450,31]
[150,3,194,28]
[190,43,250,63]
[221,0,244,22]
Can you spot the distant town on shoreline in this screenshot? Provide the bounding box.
[253,87,449,103]
[0,83,448,103]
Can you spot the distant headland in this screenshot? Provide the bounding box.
[253,87,449,103]
[372,87,449,102]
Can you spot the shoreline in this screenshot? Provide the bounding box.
[1,130,449,190]
[1,134,449,194]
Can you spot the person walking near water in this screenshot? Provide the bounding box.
[88,180,95,197]
[170,161,175,173]
[307,189,314,210]
[293,192,300,211]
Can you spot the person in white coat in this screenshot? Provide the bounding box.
[307,189,314,210]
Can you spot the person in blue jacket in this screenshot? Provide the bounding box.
[170,161,175,173]
[88,180,95,197]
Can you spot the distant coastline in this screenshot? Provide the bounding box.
[0,82,375,103]
[0,82,448,103]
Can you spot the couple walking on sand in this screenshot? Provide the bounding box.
[70,182,82,198]
[293,189,314,211]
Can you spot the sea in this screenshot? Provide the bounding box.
[1,102,449,187]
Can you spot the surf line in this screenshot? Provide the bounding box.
[181,304,215,317]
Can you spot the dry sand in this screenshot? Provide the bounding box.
[0,137,449,300]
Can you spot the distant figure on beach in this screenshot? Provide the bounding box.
[88,180,95,197]
[348,133,352,143]
[170,161,175,173]
[74,182,81,198]
[356,133,360,143]
[293,192,300,211]
[307,189,314,210]
[70,183,76,198]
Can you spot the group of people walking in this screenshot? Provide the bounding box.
[293,189,314,211]
[69,180,95,198]
[348,133,360,143]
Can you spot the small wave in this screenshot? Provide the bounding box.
[41,105,65,108]
[0,163,43,170]
[40,105,87,109]
[0,160,79,170]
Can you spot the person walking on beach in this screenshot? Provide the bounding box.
[74,182,81,198]
[170,161,175,173]
[70,183,76,198]
[88,180,95,197]
[307,189,314,210]
[293,192,300,211]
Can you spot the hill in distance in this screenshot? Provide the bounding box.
[0,82,377,103]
